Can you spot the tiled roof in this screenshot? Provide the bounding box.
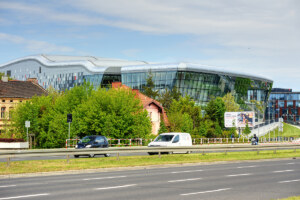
[112,82,170,126]
[0,80,47,98]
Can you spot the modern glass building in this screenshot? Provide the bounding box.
[267,88,300,124]
[0,55,273,111]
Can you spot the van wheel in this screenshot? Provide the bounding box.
[104,154,110,157]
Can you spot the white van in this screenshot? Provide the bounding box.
[148,132,192,155]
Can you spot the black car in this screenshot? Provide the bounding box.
[74,135,110,158]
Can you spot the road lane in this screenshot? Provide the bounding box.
[0,159,299,200]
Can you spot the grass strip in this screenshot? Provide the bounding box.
[1,149,299,175]
[274,196,300,200]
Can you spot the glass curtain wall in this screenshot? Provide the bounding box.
[122,70,272,109]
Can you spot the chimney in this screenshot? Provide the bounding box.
[1,76,8,82]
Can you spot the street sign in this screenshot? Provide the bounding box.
[67,114,72,123]
[25,121,30,128]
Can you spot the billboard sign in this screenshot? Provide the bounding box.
[225,112,255,128]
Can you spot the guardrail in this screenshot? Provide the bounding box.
[65,137,300,148]
[1,144,300,167]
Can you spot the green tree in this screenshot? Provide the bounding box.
[243,123,251,136]
[170,86,181,101]
[75,88,151,139]
[142,71,158,100]
[204,97,226,129]
[158,116,168,134]
[168,96,202,135]
[222,93,240,112]
[158,88,173,111]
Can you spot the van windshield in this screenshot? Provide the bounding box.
[154,135,174,142]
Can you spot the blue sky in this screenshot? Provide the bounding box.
[1,0,300,90]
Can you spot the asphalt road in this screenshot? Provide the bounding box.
[1,159,299,200]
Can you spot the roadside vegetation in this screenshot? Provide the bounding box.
[2,83,151,148]
[1,149,299,175]
[275,196,300,200]
[261,123,300,139]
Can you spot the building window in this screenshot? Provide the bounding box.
[39,67,41,73]
[2,100,5,103]
[1,107,5,119]
[7,70,11,77]
[10,100,13,103]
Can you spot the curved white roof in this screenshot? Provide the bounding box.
[0,55,272,82]
[0,54,148,73]
[122,62,273,83]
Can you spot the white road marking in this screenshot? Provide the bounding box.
[273,170,294,173]
[0,185,16,188]
[95,184,137,190]
[279,179,300,183]
[168,178,202,183]
[0,193,49,200]
[181,188,231,196]
[83,176,126,181]
[227,173,252,177]
[171,169,203,174]
[287,163,295,165]
[237,165,257,169]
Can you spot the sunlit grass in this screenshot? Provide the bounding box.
[0,149,299,175]
[274,196,300,200]
[262,123,300,139]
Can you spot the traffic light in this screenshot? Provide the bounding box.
[67,114,72,123]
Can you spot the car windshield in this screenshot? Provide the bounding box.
[79,136,95,144]
[154,135,174,142]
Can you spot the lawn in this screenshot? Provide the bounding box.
[262,123,300,139]
[1,149,299,175]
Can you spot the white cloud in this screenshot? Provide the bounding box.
[121,49,141,58]
[0,32,74,53]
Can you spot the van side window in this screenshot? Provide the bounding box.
[172,135,179,143]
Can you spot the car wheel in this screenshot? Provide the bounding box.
[74,155,79,158]
[104,154,110,157]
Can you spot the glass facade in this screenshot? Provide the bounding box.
[122,69,272,112]
[0,56,272,113]
[267,91,300,124]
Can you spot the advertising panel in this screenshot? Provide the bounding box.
[224,112,255,128]
[237,112,254,127]
[224,112,237,128]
